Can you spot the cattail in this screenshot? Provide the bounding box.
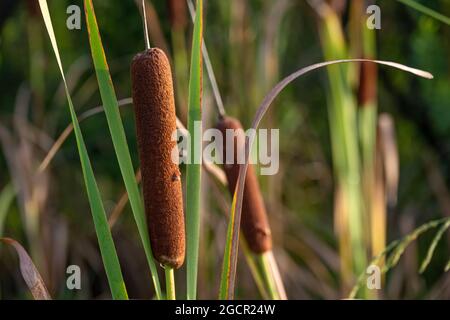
[131,48,185,269]
[168,0,188,31]
[216,116,272,254]
[358,61,378,107]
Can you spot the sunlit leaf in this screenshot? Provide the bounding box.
[38,0,128,300]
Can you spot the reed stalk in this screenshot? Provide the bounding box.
[315,3,368,293]
[165,267,176,300]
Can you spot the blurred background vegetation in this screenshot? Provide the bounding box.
[0,0,449,299]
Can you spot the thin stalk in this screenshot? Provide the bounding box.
[141,0,151,49]
[257,253,280,300]
[165,267,176,300]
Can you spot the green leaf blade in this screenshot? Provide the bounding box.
[83,0,162,299]
[38,0,128,300]
[186,0,203,300]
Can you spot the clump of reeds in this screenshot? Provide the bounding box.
[216,116,272,254]
[131,48,185,270]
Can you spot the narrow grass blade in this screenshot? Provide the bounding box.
[419,219,450,273]
[1,238,51,300]
[219,58,432,299]
[38,0,128,299]
[83,0,161,299]
[219,191,237,299]
[186,0,203,300]
[397,0,450,26]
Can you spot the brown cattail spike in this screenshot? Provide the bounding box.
[168,0,188,30]
[131,48,185,269]
[216,116,272,254]
[358,61,378,106]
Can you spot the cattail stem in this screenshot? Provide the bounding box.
[257,253,280,300]
[165,267,176,300]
